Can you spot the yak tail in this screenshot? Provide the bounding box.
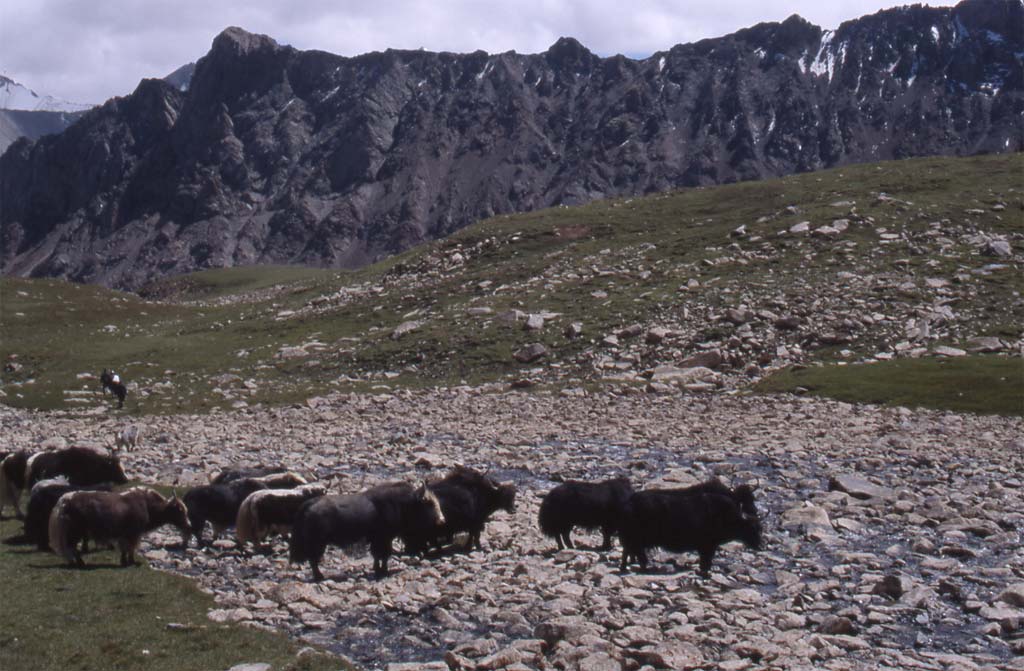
[0,455,11,513]
[536,500,557,538]
[235,496,260,545]
[0,453,26,517]
[48,495,75,564]
[288,517,307,564]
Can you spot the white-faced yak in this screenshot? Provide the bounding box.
[235,483,327,551]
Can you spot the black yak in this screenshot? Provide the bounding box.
[183,472,308,546]
[48,487,190,567]
[24,477,113,550]
[0,450,33,518]
[618,488,762,576]
[289,482,445,581]
[235,483,327,550]
[210,466,288,485]
[405,466,517,554]
[26,446,128,489]
[538,477,634,551]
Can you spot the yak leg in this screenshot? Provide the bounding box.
[69,536,86,567]
[211,522,228,542]
[3,486,25,519]
[562,530,574,549]
[371,538,392,578]
[698,547,716,577]
[309,558,324,582]
[619,546,633,571]
[189,519,207,546]
[600,526,614,551]
[306,542,327,582]
[118,537,140,566]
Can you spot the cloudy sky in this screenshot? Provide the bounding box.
[2,0,955,105]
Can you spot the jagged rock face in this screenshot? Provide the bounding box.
[2,0,1021,290]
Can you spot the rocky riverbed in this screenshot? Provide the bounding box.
[2,389,1022,671]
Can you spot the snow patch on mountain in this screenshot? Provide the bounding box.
[0,75,94,113]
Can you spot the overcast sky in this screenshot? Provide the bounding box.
[2,0,955,105]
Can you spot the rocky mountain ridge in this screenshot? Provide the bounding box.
[1,0,1021,290]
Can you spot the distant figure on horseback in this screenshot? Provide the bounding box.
[100,369,127,409]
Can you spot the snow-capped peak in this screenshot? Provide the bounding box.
[0,75,94,113]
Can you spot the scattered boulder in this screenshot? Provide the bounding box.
[818,616,858,636]
[618,324,643,338]
[781,504,832,529]
[513,343,548,363]
[678,350,723,370]
[391,321,422,340]
[646,327,670,344]
[966,336,1005,353]
[828,474,894,500]
[982,239,1012,257]
[932,345,967,357]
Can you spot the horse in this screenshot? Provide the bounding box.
[100,369,127,409]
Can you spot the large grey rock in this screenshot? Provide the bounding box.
[513,343,548,363]
[828,474,894,500]
[781,504,832,528]
[999,584,1024,608]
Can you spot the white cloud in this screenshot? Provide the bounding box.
[0,0,955,105]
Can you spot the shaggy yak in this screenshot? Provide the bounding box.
[289,482,445,581]
[538,477,634,552]
[618,487,762,576]
[23,478,113,550]
[48,487,190,567]
[404,466,517,555]
[182,472,306,546]
[235,483,327,551]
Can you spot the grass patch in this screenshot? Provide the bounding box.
[138,265,337,301]
[2,153,1022,414]
[756,355,1024,415]
[0,515,345,671]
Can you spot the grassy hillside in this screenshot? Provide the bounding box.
[0,513,343,671]
[1,153,1021,415]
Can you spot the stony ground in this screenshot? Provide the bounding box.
[3,389,1023,671]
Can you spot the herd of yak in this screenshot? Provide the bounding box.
[0,444,763,582]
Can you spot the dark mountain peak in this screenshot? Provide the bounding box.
[954,0,1024,32]
[773,13,823,49]
[545,36,595,68]
[188,27,291,109]
[212,26,280,57]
